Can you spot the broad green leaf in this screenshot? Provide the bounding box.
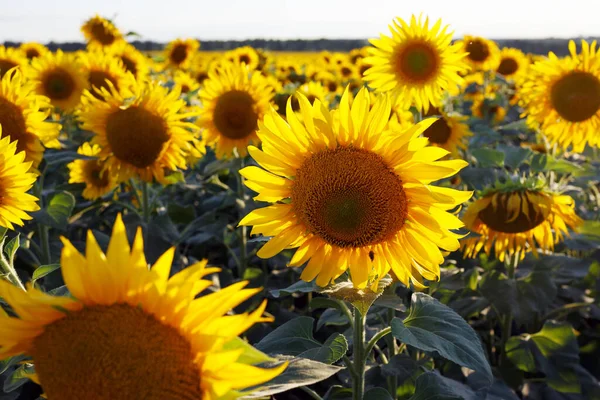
[497,144,533,169]
[364,388,394,400]
[3,363,34,392]
[409,372,476,400]
[32,264,61,284]
[222,337,274,365]
[316,308,348,331]
[0,355,26,376]
[270,280,317,298]
[578,220,600,238]
[323,385,353,399]
[4,234,19,266]
[298,333,348,364]
[34,191,75,230]
[472,148,505,168]
[242,267,263,280]
[391,293,493,383]
[380,354,419,383]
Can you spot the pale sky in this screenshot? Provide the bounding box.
[1,0,599,43]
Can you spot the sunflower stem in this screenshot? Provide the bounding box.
[141,181,150,223]
[352,307,367,400]
[34,178,51,265]
[235,158,248,279]
[499,254,518,366]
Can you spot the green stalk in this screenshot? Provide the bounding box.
[352,309,367,400]
[235,158,248,278]
[499,254,518,366]
[141,181,150,223]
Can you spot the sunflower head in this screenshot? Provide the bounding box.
[421,111,473,157]
[107,41,150,81]
[496,47,529,80]
[19,42,50,60]
[240,87,471,289]
[81,15,123,47]
[198,61,274,158]
[224,46,260,70]
[462,178,582,262]
[458,35,500,71]
[471,94,506,124]
[0,214,286,399]
[78,79,199,183]
[27,50,88,112]
[164,38,200,69]
[78,50,134,100]
[173,70,200,96]
[0,46,26,78]
[363,15,469,113]
[67,142,119,200]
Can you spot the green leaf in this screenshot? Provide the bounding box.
[299,333,348,364]
[221,337,274,365]
[163,170,185,185]
[242,267,263,280]
[578,220,600,238]
[32,264,61,284]
[3,363,34,392]
[497,145,533,169]
[472,148,505,168]
[242,356,344,398]
[316,308,348,331]
[323,385,353,399]
[391,293,493,384]
[34,191,75,230]
[364,388,394,400]
[4,235,19,266]
[270,280,317,298]
[167,203,196,224]
[409,372,476,400]
[380,354,419,383]
[309,297,343,311]
[0,355,26,375]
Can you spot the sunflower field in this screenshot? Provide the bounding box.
[0,12,599,400]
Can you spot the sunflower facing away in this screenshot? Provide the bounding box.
[0,68,61,168]
[67,142,118,200]
[462,183,582,262]
[496,47,529,80]
[27,50,88,112]
[519,40,600,152]
[239,88,471,289]
[0,214,286,400]
[164,38,200,70]
[363,15,469,113]
[0,127,39,229]
[80,15,123,48]
[19,42,50,60]
[78,80,199,183]
[199,61,274,158]
[421,111,473,157]
[457,35,500,72]
[0,46,26,78]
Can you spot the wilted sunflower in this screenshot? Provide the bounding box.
[0,128,39,229]
[363,15,469,113]
[199,61,273,158]
[78,80,199,183]
[0,46,26,78]
[80,14,123,48]
[519,40,600,152]
[78,50,133,100]
[457,35,500,72]
[27,50,88,112]
[0,68,61,167]
[164,38,200,70]
[496,47,529,80]
[19,42,49,60]
[107,41,149,81]
[0,214,286,400]
[240,88,471,289]
[462,183,582,262]
[67,142,118,200]
[421,111,472,157]
[224,46,260,70]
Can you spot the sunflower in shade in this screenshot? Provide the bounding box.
[457,35,500,72]
[0,46,26,78]
[240,87,471,289]
[81,15,123,48]
[0,214,286,400]
[363,15,469,113]
[164,38,200,70]
[198,61,274,158]
[462,179,582,262]
[67,142,118,200]
[519,40,600,152]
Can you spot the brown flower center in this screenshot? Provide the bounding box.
[25,49,40,59]
[239,54,251,65]
[466,39,490,62]
[292,147,408,248]
[121,55,138,76]
[0,60,18,78]
[497,57,519,76]
[478,191,549,233]
[394,41,440,83]
[550,71,600,122]
[32,304,201,400]
[83,161,110,188]
[195,71,208,84]
[423,118,452,144]
[213,90,258,140]
[105,106,169,168]
[90,22,117,46]
[42,68,76,100]
[170,44,189,65]
[0,96,35,155]
[89,70,119,99]
[340,66,352,78]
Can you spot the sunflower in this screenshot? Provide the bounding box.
[471,94,506,124]
[78,80,199,183]
[80,14,123,48]
[0,46,26,78]
[363,15,469,113]
[224,46,260,70]
[78,50,133,100]
[495,47,529,80]
[67,142,118,200]
[0,128,39,229]
[0,214,286,399]
[164,38,200,70]
[198,62,274,158]
[19,42,49,60]
[462,184,582,262]
[421,111,472,157]
[173,70,200,95]
[457,35,500,72]
[0,68,61,167]
[337,61,358,81]
[519,40,600,152]
[292,82,330,111]
[107,41,149,81]
[27,50,88,112]
[239,88,471,289]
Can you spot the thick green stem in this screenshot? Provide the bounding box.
[235,159,247,278]
[500,255,518,366]
[141,181,150,223]
[352,309,366,400]
[365,327,391,357]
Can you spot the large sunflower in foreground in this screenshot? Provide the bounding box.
[240,88,471,289]
[0,68,61,167]
[519,40,600,152]
[0,128,39,229]
[27,50,88,112]
[67,142,118,200]
[0,46,26,78]
[164,38,200,70]
[363,15,469,113]
[462,182,582,262]
[0,214,286,400]
[457,35,500,72]
[199,62,274,158]
[78,80,199,183]
[81,15,123,48]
